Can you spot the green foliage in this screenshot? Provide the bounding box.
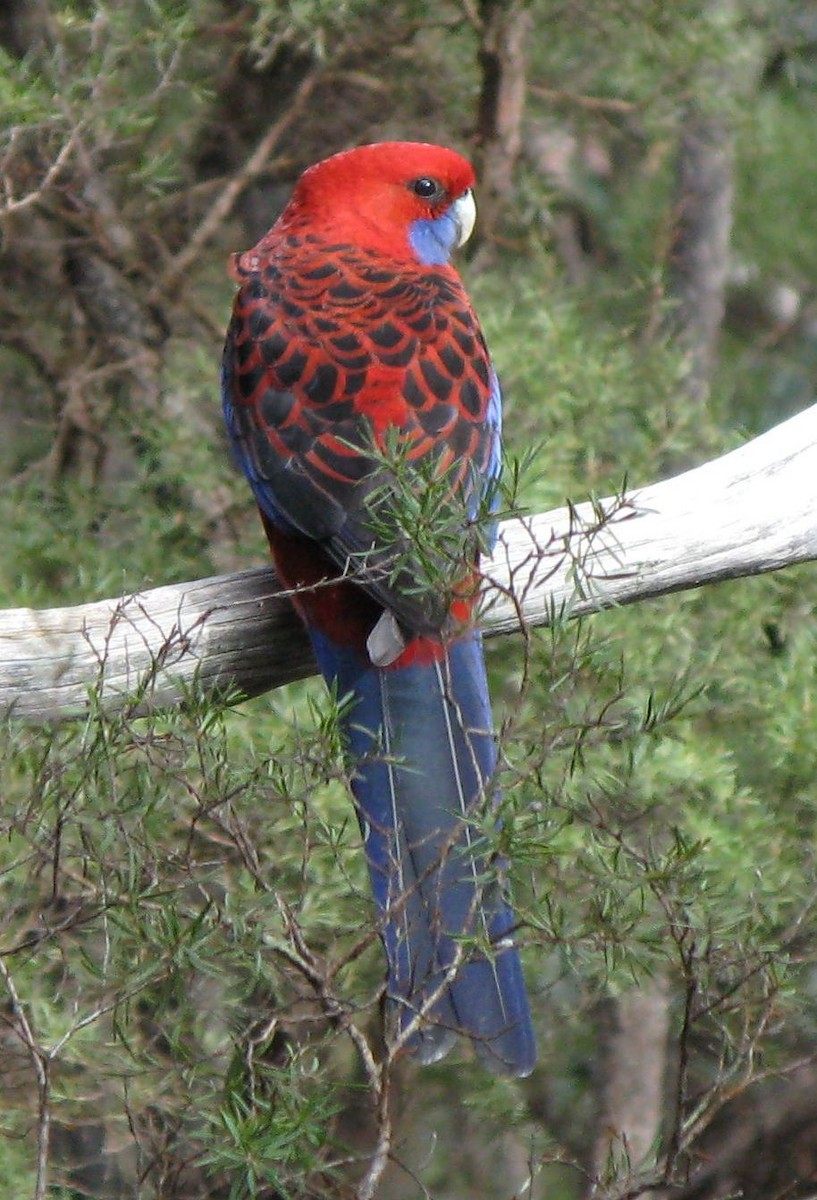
[0,469,213,607]
[1,2,212,197]
[0,676,374,1194]
[248,0,381,58]
[207,1050,342,1199]
[530,0,760,120]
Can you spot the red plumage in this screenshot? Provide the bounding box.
[222,143,536,1074]
[223,143,496,652]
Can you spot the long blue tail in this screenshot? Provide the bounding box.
[310,628,536,1076]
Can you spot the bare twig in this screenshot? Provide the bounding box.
[270,900,391,1199]
[0,956,50,1200]
[0,122,83,219]
[151,67,322,301]
[529,84,637,115]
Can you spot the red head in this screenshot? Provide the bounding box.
[275,141,478,264]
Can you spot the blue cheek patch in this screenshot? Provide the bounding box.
[409,209,459,265]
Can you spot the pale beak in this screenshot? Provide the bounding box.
[451,188,476,248]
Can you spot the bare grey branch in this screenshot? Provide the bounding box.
[2,404,816,724]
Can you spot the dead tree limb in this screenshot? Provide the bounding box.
[2,403,816,724]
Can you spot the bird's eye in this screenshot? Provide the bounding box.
[410,177,444,201]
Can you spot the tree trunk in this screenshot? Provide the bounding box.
[590,977,671,1196]
[0,0,54,58]
[665,107,735,406]
[661,0,761,407]
[473,0,532,249]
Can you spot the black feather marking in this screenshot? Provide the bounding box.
[330,334,369,370]
[260,387,295,426]
[312,440,373,483]
[344,371,368,397]
[452,326,475,357]
[304,363,339,404]
[459,377,482,417]
[451,307,473,328]
[338,352,371,371]
[238,364,265,396]
[439,344,465,378]
[370,323,403,349]
[402,371,426,409]
[408,311,433,335]
[332,333,363,353]
[379,282,411,300]
[248,309,272,339]
[234,338,257,368]
[360,267,395,284]
[246,427,288,479]
[420,359,453,403]
[330,281,366,302]
[378,343,415,368]
[449,419,477,458]
[303,263,338,280]
[279,421,314,455]
[244,278,268,301]
[310,397,358,421]
[276,350,307,387]
[418,403,457,435]
[260,330,288,366]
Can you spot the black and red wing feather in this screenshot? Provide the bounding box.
[222,237,498,634]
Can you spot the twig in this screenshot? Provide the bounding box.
[529,84,637,115]
[0,123,83,219]
[151,68,321,301]
[270,900,392,1199]
[0,956,50,1200]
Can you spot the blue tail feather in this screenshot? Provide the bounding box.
[310,627,536,1077]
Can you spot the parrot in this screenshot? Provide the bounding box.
[221,141,536,1077]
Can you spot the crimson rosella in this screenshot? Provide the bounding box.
[222,141,536,1076]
